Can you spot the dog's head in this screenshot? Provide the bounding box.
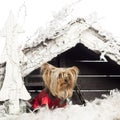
[41,63,79,100]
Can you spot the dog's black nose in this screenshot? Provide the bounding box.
[65,79,68,83]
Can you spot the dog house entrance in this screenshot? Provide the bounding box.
[24,43,120,103]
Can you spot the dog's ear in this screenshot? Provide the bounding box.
[41,63,56,73]
[41,63,49,73]
[41,63,56,88]
[69,66,79,77]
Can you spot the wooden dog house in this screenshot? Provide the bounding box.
[25,43,120,104]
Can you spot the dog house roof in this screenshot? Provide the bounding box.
[21,19,120,77]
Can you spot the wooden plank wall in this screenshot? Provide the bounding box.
[25,43,120,104]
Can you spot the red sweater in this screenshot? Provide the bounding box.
[31,89,66,109]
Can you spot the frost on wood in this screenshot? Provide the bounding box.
[21,18,89,77]
[80,28,120,64]
[21,19,120,77]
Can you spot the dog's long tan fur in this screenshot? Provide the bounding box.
[41,63,79,100]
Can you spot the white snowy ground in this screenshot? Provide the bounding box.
[0,89,120,120]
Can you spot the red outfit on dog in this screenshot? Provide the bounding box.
[31,89,66,109]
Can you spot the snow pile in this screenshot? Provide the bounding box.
[0,89,120,120]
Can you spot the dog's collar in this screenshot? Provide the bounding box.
[45,88,67,104]
[59,99,67,106]
[45,88,56,100]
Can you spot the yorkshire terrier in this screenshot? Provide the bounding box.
[31,63,79,110]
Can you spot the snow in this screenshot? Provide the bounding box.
[0,89,120,120]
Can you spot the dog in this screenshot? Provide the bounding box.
[31,63,79,110]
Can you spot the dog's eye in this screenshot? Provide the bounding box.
[58,73,62,79]
[67,73,71,79]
